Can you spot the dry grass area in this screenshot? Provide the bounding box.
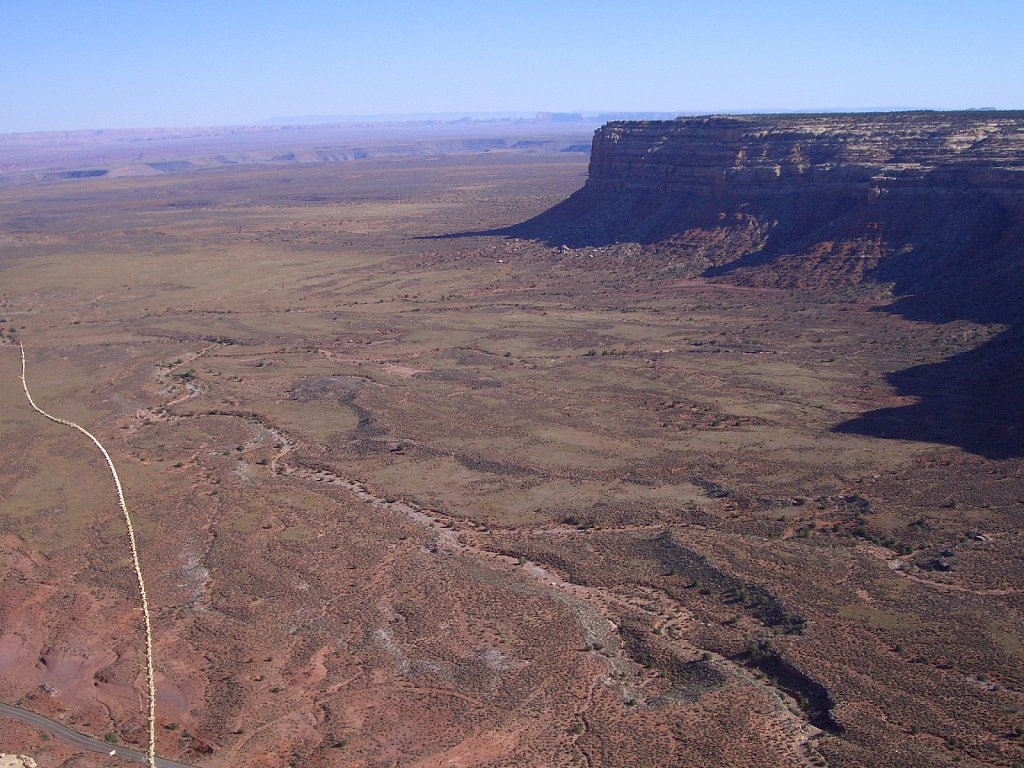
[1,144,1022,767]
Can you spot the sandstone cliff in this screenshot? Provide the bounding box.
[513,112,1024,322]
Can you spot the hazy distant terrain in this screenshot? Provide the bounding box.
[0,119,600,185]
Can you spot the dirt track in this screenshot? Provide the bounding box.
[17,344,158,768]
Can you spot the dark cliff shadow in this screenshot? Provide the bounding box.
[698,183,1024,457]
[830,202,1024,459]
[421,188,731,247]
[833,276,1024,459]
[429,172,1024,458]
[834,324,1024,459]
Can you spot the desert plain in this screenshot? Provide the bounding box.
[1,121,1023,768]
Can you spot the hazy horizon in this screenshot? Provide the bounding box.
[9,106,1024,139]
[3,0,1022,134]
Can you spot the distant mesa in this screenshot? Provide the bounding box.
[58,168,107,178]
[535,112,586,123]
[257,111,679,126]
[148,160,194,172]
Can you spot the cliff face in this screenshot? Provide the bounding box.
[587,113,1024,195]
[514,112,1024,322]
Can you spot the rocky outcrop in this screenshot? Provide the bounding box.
[586,113,1024,195]
[512,112,1024,320]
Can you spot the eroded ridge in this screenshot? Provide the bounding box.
[18,343,157,768]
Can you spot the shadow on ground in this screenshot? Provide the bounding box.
[834,324,1024,459]
[429,169,1024,458]
[832,232,1024,460]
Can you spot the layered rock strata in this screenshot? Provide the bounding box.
[588,113,1024,196]
[513,112,1024,320]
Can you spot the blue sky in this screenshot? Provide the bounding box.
[2,0,1022,133]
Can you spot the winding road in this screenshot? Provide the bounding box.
[0,703,197,768]
[17,343,158,767]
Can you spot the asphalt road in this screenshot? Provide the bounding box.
[0,702,198,768]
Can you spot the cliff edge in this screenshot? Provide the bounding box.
[511,111,1024,322]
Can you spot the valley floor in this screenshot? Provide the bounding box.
[1,150,1022,767]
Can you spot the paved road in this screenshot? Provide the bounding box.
[0,703,198,768]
